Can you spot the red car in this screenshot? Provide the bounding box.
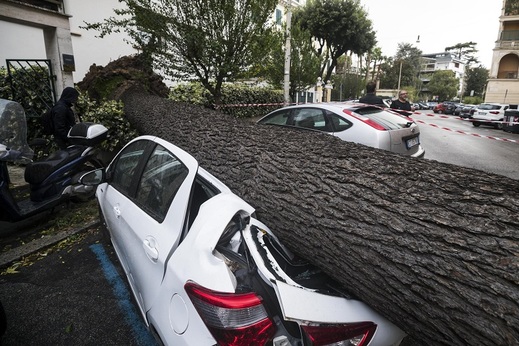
[433,102,457,114]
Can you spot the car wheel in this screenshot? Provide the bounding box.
[473,122,480,127]
[495,122,503,130]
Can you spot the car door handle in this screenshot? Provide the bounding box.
[113,205,121,218]
[143,237,159,262]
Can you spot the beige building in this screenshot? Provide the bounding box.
[485,0,519,104]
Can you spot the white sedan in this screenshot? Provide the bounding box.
[83,135,407,346]
[257,103,425,158]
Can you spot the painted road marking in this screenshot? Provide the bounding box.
[90,244,157,346]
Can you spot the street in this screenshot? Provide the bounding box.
[0,226,157,346]
[411,110,519,180]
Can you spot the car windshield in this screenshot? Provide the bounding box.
[354,107,413,130]
[479,104,502,110]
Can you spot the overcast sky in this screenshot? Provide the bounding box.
[360,0,503,68]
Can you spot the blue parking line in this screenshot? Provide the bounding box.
[90,244,157,346]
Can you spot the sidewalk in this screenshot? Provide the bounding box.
[0,220,99,268]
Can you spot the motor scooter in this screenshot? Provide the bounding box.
[0,98,108,223]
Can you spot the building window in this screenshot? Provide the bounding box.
[276,9,282,25]
[454,62,459,68]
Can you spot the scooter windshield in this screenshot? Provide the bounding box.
[0,99,34,161]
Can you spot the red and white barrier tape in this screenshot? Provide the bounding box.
[421,112,519,125]
[413,119,519,144]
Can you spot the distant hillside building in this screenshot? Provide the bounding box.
[419,52,465,100]
[485,0,519,104]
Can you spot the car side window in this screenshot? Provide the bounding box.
[135,144,189,222]
[109,139,149,196]
[327,112,352,132]
[293,108,323,130]
[260,109,291,125]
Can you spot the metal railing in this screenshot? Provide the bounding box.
[6,59,56,118]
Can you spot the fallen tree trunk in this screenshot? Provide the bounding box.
[121,90,519,345]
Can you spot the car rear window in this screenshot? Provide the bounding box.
[353,107,413,130]
[479,104,502,110]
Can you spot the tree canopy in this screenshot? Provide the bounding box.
[427,70,459,101]
[380,43,422,91]
[82,0,278,104]
[294,0,376,82]
[445,41,479,65]
[464,66,489,98]
[251,20,322,101]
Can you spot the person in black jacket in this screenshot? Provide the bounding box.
[51,87,79,149]
[390,90,415,111]
[359,81,385,107]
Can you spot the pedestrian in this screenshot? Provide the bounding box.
[390,90,415,111]
[359,81,385,107]
[51,87,79,149]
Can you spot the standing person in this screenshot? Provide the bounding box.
[51,87,79,149]
[390,90,415,111]
[359,81,385,107]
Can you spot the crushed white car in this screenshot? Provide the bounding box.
[82,135,407,346]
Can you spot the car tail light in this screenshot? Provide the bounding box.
[184,281,276,346]
[301,321,377,346]
[343,109,386,131]
[489,111,499,114]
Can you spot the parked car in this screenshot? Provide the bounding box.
[472,103,510,128]
[459,104,478,119]
[257,103,425,158]
[453,104,464,116]
[82,135,407,346]
[433,102,458,115]
[426,101,438,110]
[417,102,429,110]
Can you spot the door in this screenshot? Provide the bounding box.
[101,136,198,313]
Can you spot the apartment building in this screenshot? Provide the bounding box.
[485,0,519,104]
[419,52,465,98]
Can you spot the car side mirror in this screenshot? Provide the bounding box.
[79,168,105,186]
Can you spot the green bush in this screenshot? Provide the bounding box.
[169,82,284,118]
[461,96,483,105]
[1,66,138,156]
[76,92,139,152]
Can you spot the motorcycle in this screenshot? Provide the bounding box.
[0,98,108,223]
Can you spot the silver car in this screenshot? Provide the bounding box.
[257,103,425,158]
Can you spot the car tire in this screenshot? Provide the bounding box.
[473,122,480,127]
[494,122,503,130]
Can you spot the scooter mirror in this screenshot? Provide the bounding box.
[79,169,105,186]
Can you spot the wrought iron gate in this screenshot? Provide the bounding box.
[6,59,56,118]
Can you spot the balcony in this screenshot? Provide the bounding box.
[9,0,62,12]
[495,40,519,49]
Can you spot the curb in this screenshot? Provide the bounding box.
[0,220,100,268]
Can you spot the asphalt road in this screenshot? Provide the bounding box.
[0,225,157,346]
[411,110,519,180]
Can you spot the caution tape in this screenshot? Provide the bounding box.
[420,112,519,125]
[214,102,290,109]
[412,119,519,144]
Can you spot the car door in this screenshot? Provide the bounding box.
[102,136,198,314]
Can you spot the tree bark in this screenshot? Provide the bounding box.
[121,90,519,346]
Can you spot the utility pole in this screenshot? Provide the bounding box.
[397,60,403,91]
[283,4,292,105]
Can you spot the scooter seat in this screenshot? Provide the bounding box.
[24,146,86,185]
